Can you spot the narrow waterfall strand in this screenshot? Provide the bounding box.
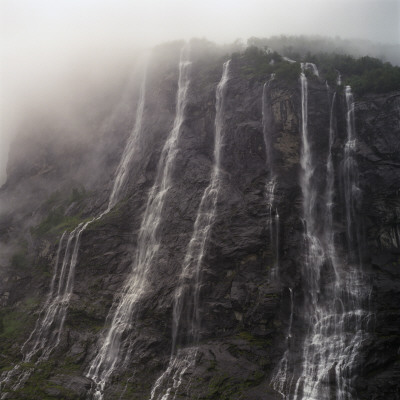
[150,60,231,400]
[86,47,192,400]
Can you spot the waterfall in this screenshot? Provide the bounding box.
[325,91,337,270]
[0,221,91,397]
[299,64,317,234]
[0,57,148,397]
[266,179,279,280]
[149,60,231,400]
[293,66,332,400]
[271,287,294,398]
[107,61,148,211]
[271,63,322,399]
[86,46,192,400]
[336,70,342,86]
[283,56,297,64]
[343,86,361,260]
[275,209,280,275]
[262,74,275,176]
[293,63,332,400]
[21,223,89,363]
[303,63,319,77]
[262,75,280,280]
[172,60,230,350]
[271,69,369,400]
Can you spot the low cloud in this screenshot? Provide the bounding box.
[1,0,399,184]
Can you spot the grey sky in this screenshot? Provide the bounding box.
[2,0,399,45]
[1,0,399,184]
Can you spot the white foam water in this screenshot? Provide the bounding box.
[86,46,192,400]
[0,56,149,397]
[272,72,370,400]
[262,74,280,280]
[149,60,231,400]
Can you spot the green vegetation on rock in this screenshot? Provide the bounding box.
[31,187,92,237]
[0,297,38,341]
[307,53,400,94]
[237,42,400,95]
[204,369,266,400]
[88,198,129,230]
[238,46,301,82]
[237,331,271,347]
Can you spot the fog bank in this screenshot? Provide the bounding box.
[1,0,399,184]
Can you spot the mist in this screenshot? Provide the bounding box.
[1,0,399,185]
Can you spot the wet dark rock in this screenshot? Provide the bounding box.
[0,44,399,399]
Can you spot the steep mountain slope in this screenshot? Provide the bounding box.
[0,41,399,400]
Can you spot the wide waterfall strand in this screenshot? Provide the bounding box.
[262,74,280,280]
[0,59,148,398]
[299,64,317,235]
[334,86,370,398]
[325,91,338,271]
[343,86,361,261]
[23,221,91,360]
[150,60,231,400]
[292,65,333,400]
[271,63,319,399]
[275,72,369,400]
[0,220,92,399]
[86,47,192,400]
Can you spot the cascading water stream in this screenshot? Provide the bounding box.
[336,70,342,86]
[86,47,192,400]
[173,60,230,351]
[271,63,320,399]
[0,222,95,399]
[0,58,149,398]
[324,89,340,280]
[262,74,280,280]
[303,63,319,77]
[271,288,294,398]
[271,68,369,400]
[293,67,337,400]
[107,60,148,212]
[149,60,231,400]
[343,86,361,260]
[262,74,276,177]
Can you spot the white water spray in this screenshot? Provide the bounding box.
[303,63,319,77]
[343,86,361,259]
[22,223,89,363]
[283,56,297,64]
[262,75,280,280]
[149,60,231,400]
[0,222,90,397]
[336,70,342,86]
[107,61,148,211]
[86,47,192,400]
[325,90,337,267]
[0,58,149,397]
[272,71,370,400]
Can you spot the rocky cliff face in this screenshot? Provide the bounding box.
[0,42,399,400]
